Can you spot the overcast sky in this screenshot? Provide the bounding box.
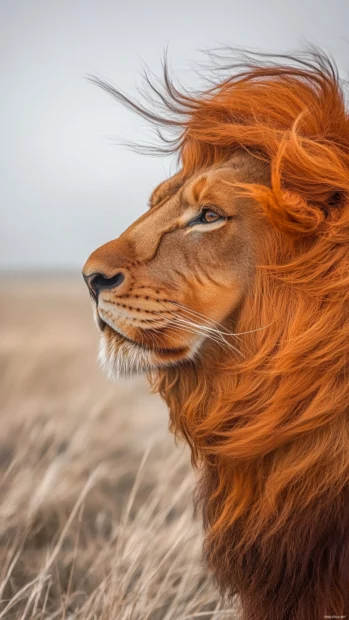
[1,0,349,270]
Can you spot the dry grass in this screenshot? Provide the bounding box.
[0,276,239,619]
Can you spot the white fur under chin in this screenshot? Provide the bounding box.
[97,334,152,380]
[97,333,203,380]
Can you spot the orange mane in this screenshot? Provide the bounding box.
[96,51,349,619]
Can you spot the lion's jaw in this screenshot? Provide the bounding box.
[83,152,269,378]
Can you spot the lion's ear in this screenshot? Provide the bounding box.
[148,170,184,209]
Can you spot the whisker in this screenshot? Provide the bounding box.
[172,318,244,358]
[166,320,244,358]
[167,302,234,336]
[173,315,236,341]
[170,306,245,343]
[156,302,244,357]
[166,324,225,350]
[166,300,272,338]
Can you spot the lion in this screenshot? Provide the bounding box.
[82,50,349,620]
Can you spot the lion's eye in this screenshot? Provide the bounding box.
[199,209,222,224]
[188,207,225,227]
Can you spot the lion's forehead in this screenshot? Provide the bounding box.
[152,167,240,213]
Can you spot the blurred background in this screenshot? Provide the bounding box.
[0,1,348,618]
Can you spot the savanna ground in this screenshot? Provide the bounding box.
[0,276,239,620]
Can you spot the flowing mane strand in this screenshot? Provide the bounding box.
[93,51,349,619]
[91,50,349,235]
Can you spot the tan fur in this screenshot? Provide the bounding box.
[83,153,269,377]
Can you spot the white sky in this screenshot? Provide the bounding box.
[1,0,349,270]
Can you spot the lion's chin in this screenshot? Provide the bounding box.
[97,326,197,380]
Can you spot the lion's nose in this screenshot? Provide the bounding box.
[83,271,125,301]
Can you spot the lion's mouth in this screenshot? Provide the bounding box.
[96,314,107,331]
[97,312,189,358]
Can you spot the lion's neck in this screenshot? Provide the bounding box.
[154,358,349,620]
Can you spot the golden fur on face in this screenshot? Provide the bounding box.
[83,153,270,378]
[84,50,349,620]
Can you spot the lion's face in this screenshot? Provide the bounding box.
[82,152,269,378]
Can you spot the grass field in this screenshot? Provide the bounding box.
[0,276,239,619]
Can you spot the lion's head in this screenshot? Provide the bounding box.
[83,51,349,620]
[83,151,270,378]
